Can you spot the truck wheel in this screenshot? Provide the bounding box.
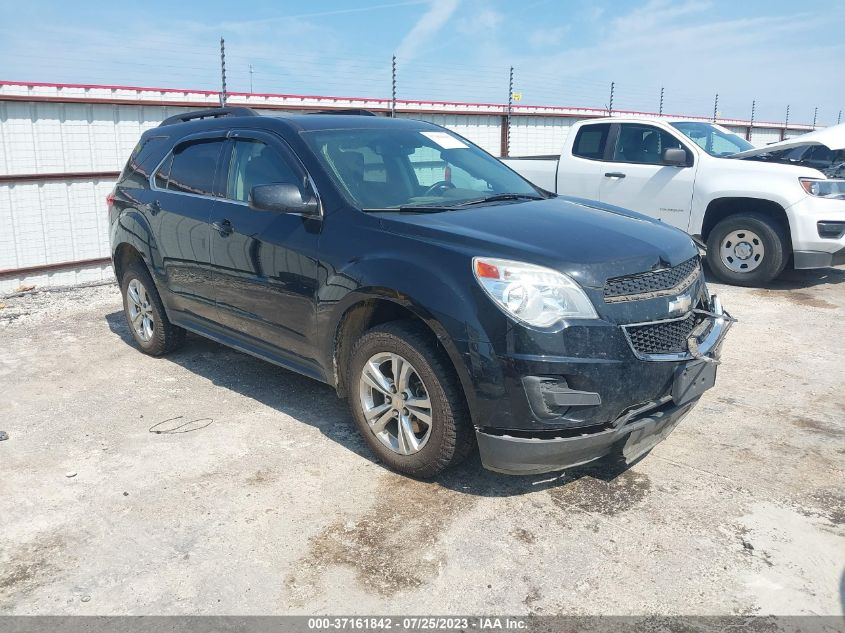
[705,213,788,286]
[348,321,475,478]
[120,261,185,356]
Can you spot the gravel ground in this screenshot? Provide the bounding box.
[1,269,844,616]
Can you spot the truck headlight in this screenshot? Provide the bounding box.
[472,257,597,327]
[799,178,845,200]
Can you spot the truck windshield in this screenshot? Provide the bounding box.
[301,128,542,210]
[671,122,754,157]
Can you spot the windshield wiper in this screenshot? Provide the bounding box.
[455,193,544,207]
[363,205,456,213]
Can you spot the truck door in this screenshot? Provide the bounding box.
[598,123,697,229]
[556,122,611,200]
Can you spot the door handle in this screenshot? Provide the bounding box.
[604,172,626,179]
[212,219,233,237]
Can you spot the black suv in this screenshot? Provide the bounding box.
[109,107,732,477]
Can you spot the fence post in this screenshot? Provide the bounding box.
[783,105,790,140]
[607,82,615,116]
[812,107,818,130]
[504,66,513,157]
[659,86,664,116]
[219,37,227,106]
[249,64,254,94]
[391,55,397,118]
[748,100,755,141]
[839,110,843,125]
[712,93,719,123]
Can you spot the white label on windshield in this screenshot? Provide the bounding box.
[421,131,468,149]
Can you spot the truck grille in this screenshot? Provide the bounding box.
[604,257,700,302]
[624,313,698,356]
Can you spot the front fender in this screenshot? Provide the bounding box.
[317,251,500,427]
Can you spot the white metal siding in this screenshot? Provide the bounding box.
[398,113,501,155]
[749,127,783,146]
[510,116,580,157]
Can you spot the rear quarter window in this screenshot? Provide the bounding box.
[118,136,170,189]
[572,124,611,160]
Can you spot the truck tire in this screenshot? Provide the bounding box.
[120,261,185,356]
[348,320,475,478]
[705,212,788,286]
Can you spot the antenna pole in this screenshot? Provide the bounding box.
[712,92,719,122]
[608,81,614,116]
[506,66,514,156]
[249,64,254,94]
[659,86,664,116]
[812,107,818,130]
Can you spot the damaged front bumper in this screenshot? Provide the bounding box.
[476,296,734,475]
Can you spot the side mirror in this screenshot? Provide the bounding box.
[250,183,319,216]
[662,148,688,166]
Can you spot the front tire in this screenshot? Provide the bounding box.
[120,261,185,356]
[705,212,788,286]
[348,321,475,478]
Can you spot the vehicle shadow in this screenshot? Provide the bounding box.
[703,261,845,289]
[105,311,634,498]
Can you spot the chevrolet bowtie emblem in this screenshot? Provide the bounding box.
[668,292,693,316]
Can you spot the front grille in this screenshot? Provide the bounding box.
[604,257,700,302]
[624,313,698,356]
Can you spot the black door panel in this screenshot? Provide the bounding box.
[211,133,321,362]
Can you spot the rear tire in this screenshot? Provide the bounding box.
[120,261,185,356]
[705,212,788,286]
[348,320,475,478]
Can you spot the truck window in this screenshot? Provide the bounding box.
[613,124,686,164]
[165,139,225,196]
[572,124,611,160]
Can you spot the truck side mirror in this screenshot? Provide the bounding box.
[250,183,320,216]
[662,148,688,167]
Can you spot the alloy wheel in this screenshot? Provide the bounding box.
[126,278,155,342]
[358,352,433,455]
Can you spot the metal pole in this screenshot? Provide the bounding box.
[249,64,254,94]
[713,93,719,122]
[839,110,842,125]
[506,66,514,156]
[391,55,397,118]
[748,100,755,141]
[608,81,614,116]
[659,86,664,116]
[812,107,818,129]
[219,37,227,106]
[783,105,790,141]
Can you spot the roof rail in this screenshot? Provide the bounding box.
[159,107,259,127]
[310,109,378,116]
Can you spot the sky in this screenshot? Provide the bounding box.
[0,0,843,125]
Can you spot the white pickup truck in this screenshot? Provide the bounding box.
[503,118,845,285]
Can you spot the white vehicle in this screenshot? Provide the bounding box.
[503,119,845,285]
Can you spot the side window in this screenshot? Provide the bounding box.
[225,140,302,203]
[572,124,611,160]
[154,154,173,189]
[166,139,225,196]
[613,124,686,164]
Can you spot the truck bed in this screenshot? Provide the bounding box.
[501,156,559,192]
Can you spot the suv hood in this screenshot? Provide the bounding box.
[379,196,698,289]
[732,123,845,158]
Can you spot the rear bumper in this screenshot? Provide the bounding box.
[476,399,694,475]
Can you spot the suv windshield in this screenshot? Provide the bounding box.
[301,127,541,210]
[671,122,754,157]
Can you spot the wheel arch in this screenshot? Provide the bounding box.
[330,292,474,412]
[701,197,792,250]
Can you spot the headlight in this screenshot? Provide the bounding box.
[799,178,845,200]
[472,257,597,327]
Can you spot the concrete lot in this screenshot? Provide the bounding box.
[1,269,844,616]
